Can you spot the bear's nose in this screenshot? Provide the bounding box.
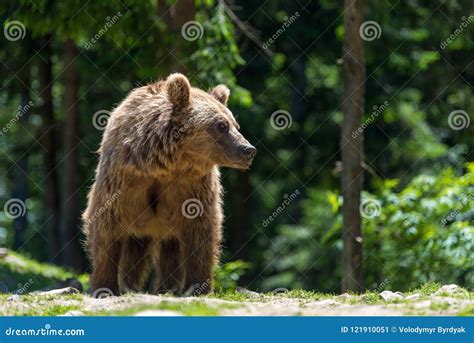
[241,145,257,159]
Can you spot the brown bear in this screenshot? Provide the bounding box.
[83,73,256,296]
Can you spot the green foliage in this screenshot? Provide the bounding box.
[0,251,88,292]
[190,3,252,107]
[264,164,474,292]
[214,260,251,291]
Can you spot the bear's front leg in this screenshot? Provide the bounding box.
[181,224,221,296]
[154,238,185,294]
[118,236,153,293]
[89,233,122,296]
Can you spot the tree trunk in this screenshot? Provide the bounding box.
[157,0,195,73]
[340,0,365,293]
[61,39,82,270]
[38,36,61,263]
[12,66,31,250]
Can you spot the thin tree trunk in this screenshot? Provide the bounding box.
[340,0,365,293]
[61,39,82,270]
[38,36,61,262]
[158,0,195,73]
[12,66,31,250]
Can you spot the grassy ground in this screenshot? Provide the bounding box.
[1,252,473,316]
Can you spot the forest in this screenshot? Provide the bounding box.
[0,0,473,302]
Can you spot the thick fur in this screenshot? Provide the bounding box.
[83,74,252,296]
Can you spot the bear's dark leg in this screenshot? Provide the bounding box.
[118,236,153,293]
[90,235,122,296]
[154,238,184,294]
[181,228,216,296]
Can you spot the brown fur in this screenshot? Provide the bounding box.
[83,73,255,296]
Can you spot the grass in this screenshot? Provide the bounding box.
[1,252,473,316]
[410,282,441,296]
[213,289,335,302]
[457,305,474,316]
[0,294,84,316]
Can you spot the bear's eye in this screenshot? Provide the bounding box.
[218,122,229,133]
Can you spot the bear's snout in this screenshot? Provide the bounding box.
[240,145,257,161]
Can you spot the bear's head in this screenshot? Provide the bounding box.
[166,73,256,170]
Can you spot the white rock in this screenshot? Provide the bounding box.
[7,294,21,301]
[434,284,464,295]
[379,291,403,301]
[36,287,80,296]
[405,293,421,300]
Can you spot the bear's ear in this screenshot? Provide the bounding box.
[210,85,230,106]
[166,73,191,110]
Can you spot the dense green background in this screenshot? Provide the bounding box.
[0,0,472,293]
